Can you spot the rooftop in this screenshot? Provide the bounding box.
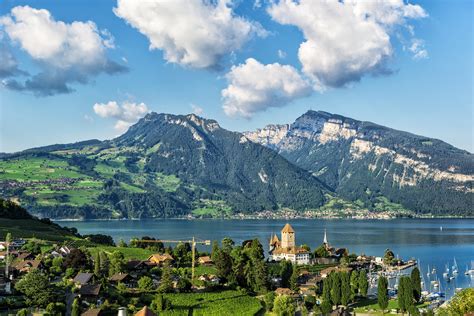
[73,272,93,285]
[281,223,295,233]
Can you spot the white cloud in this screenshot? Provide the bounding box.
[93,101,149,133]
[114,0,266,69]
[409,38,428,60]
[222,58,312,118]
[267,0,428,89]
[0,6,126,95]
[277,49,286,59]
[190,103,204,115]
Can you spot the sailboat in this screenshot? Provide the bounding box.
[465,265,470,275]
[452,258,458,275]
[443,264,450,279]
[427,265,431,277]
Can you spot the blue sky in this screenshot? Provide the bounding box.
[0,0,472,153]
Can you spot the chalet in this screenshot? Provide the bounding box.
[147,253,174,266]
[275,287,295,296]
[109,273,135,287]
[197,274,220,285]
[320,266,352,278]
[73,272,94,286]
[79,284,102,302]
[135,306,157,316]
[14,260,42,274]
[198,256,213,266]
[269,224,311,265]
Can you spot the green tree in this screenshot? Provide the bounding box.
[340,272,351,306]
[221,237,235,253]
[108,251,125,276]
[280,260,293,288]
[273,295,296,316]
[16,309,29,316]
[314,245,330,258]
[211,240,219,262]
[176,277,192,292]
[253,259,268,293]
[150,294,171,312]
[15,269,54,307]
[118,239,127,247]
[437,288,473,316]
[398,276,414,314]
[158,264,173,293]
[383,249,395,265]
[71,298,80,316]
[330,272,341,306]
[93,251,100,276]
[46,302,65,316]
[411,267,422,302]
[290,265,299,292]
[138,276,154,292]
[350,270,359,301]
[99,251,109,275]
[359,270,369,297]
[214,249,233,280]
[321,278,333,314]
[264,291,276,312]
[377,276,389,314]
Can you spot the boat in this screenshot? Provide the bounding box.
[431,267,437,274]
[452,258,459,275]
[427,265,431,277]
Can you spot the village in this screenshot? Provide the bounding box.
[0,223,465,315]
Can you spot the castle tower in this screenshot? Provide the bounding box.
[281,223,295,248]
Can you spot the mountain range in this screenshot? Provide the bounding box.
[0,110,472,219]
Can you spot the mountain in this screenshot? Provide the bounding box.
[244,111,473,216]
[0,113,327,219]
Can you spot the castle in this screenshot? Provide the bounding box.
[268,223,311,265]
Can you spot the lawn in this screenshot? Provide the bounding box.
[87,246,155,260]
[158,291,262,316]
[0,218,78,242]
[194,265,218,276]
[0,157,85,181]
[353,298,429,315]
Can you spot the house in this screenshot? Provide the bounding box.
[275,287,295,296]
[269,224,311,265]
[14,260,42,273]
[320,267,352,279]
[147,253,174,266]
[79,284,102,302]
[197,274,220,285]
[17,252,35,260]
[73,272,94,286]
[109,273,135,287]
[135,306,157,316]
[198,256,213,265]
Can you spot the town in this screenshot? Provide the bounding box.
[1,222,470,316]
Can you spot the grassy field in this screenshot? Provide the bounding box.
[0,157,85,181]
[0,218,78,242]
[87,246,156,260]
[158,291,262,316]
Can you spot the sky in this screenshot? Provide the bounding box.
[0,0,472,153]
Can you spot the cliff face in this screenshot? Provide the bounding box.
[244,111,474,215]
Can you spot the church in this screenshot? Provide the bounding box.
[268,223,311,265]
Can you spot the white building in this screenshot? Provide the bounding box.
[269,223,311,265]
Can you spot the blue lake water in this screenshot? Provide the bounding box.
[58,218,474,298]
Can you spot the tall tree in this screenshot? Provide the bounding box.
[138,276,154,292]
[214,249,233,280]
[108,251,125,276]
[411,267,422,303]
[280,260,293,288]
[359,270,369,297]
[340,272,351,306]
[350,270,359,301]
[398,276,414,314]
[221,237,235,254]
[290,264,299,292]
[330,272,341,306]
[158,264,173,293]
[321,278,333,314]
[211,240,219,262]
[377,276,389,314]
[15,269,54,307]
[253,259,268,293]
[99,251,109,275]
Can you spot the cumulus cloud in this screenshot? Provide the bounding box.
[0,6,127,96]
[114,0,266,69]
[190,103,204,115]
[0,43,26,78]
[93,101,149,133]
[267,0,428,90]
[222,58,312,118]
[409,38,428,60]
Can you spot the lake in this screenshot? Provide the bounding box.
[58,218,474,298]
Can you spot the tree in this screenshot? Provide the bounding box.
[437,288,473,316]
[253,259,268,293]
[377,276,389,314]
[150,294,172,312]
[398,276,414,314]
[340,272,351,306]
[94,251,100,276]
[280,260,293,288]
[383,249,395,265]
[46,302,65,316]
[273,295,296,316]
[109,251,125,276]
[350,270,359,301]
[16,309,29,316]
[99,251,109,275]
[15,269,54,307]
[211,240,219,262]
[176,277,192,292]
[71,298,80,316]
[118,239,127,247]
[221,237,234,253]
[330,272,341,306]
[359,270,369,297]
[411,267,422,302]
[264,292,276,312]
[214,249,233,280]
[289,265,299,292]
[63,248,89,270]
[321,278,333,314]
[314,244,330,258]
[138,276,154,292]
[300,244,311,252]
[158,264,173,293]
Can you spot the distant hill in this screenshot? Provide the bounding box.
[0,113,327,219]
[244,111,473,216]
